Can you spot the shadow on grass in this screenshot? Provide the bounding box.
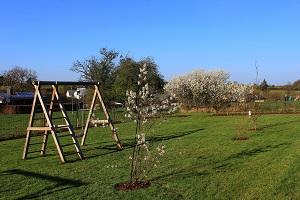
[121,128,205,149]
[188,142,293,176]
[4,169,88,200]
[228,142,290,159]
[262,120,297,129]
[25,153,57,160]
[148,142,291,186]
[82,128,204,159]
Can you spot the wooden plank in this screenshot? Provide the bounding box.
[54,125,70,128]
[81,85,97,146]
[22,130,31,159]
[32,81,100,86]
[23,85,40,159]
[90,119,109,124]
[41,132,49,156]
[27,127,52,131]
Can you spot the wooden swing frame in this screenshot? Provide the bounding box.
[22,81,122,163]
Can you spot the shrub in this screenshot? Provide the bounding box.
[165,68,253,111]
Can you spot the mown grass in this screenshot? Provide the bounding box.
[1,112,300,199]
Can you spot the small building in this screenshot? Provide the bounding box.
[0,92,35,114]
[0,92,35,105]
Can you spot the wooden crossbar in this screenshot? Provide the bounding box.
[32,81,100,86]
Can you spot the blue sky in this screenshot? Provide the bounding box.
[0,0,299,85]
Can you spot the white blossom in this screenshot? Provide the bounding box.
[125,63,165,182]
[165,68,254,109]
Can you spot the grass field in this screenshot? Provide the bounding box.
[1,112,300,199]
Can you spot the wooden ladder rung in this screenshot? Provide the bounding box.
[27,127,52,131]
[54,125,70,128]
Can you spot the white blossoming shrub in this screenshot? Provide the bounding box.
[226,81,254,103]
[165,68,254,111]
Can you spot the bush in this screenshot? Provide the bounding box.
[165,68,254,111]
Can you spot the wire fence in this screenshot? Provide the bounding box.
[1,97,300,141]
[0,82,127,141]
[0,104,125,141]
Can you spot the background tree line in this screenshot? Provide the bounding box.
[70,48,165,103]
[1,48,299,109]
[0,66,38,92]
[0,48,165,104]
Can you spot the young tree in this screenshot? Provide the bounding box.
[258,78,269,99]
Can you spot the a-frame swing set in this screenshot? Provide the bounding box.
[22,81,122,163]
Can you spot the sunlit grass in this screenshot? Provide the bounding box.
[1,113,300,199]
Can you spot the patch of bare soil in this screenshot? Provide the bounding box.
[232,137,249,141]
[116,181,151,191]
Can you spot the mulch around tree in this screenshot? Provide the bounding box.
[248,128,264,131]
[232,137,249,141]
[115,181,151,191]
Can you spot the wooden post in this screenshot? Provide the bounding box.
[22,85,39,159]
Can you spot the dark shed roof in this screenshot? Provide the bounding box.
[0,92,35,100]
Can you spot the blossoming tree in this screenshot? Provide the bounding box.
[118,63,166,190]
[165,68,254,111]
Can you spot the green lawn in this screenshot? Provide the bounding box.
[1,113,300,199]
